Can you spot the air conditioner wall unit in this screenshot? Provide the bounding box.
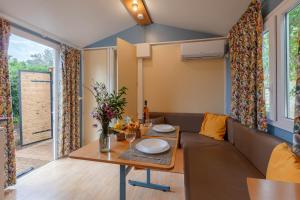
[181,39,225,59]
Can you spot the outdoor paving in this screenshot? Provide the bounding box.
[16,139,53,176]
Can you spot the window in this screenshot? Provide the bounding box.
[263,17,277,121]
[263,31,271,116]
[264,0,300,132]
[286,3,300,119]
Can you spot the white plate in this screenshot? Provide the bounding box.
[152,124,176,133]
[135,139,170,154]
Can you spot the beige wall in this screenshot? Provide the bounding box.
[83,41,225,144]
[143,43,225,114]
[83,49,108,145]
[117,38,138,119]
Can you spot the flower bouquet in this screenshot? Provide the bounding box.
[90,82,127,152]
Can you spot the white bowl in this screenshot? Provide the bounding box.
[135,139,170,154]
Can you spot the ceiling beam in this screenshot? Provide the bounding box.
[121,0,153,26]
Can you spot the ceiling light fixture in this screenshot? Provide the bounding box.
[137,13,144,20]
[132,0,138,12]
[121,0,152,25]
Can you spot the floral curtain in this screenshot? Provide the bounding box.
[58,45,81,157]
[0,18,16,187]
[228,0,267,131]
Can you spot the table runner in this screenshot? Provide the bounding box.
[119,138,176,165]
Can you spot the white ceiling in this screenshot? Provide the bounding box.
[0,0,135,48]
[0,0,251,48]
[145,0,251,36]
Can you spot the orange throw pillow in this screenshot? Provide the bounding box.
[266,143,300,183]
[200,113,228,140]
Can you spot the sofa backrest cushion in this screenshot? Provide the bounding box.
[150,112,204,133]
[227,118,236,144]
[200,113,228,140]
[150,116,165,124]
[233,122,283,176]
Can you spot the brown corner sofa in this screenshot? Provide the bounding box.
[150,112,284,200]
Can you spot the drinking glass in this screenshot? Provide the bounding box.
[144,118,152,128]
[125,130,136,151]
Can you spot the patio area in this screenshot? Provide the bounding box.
[16,140,53,177]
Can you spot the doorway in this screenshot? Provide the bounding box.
[8,33,57,177]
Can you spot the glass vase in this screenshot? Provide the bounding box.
[99,123,110,153]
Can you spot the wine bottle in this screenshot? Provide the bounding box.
[143,100,149,124]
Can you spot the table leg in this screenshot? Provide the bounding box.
[120,165,133,200]
[128,169,171,192]
[120,165,126,200]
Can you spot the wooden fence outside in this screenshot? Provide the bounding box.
[19,71,52,146]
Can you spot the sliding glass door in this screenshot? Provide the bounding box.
[8,29,60,177]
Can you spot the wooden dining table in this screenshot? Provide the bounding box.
[247,178,300,200]
[69,126,180,200]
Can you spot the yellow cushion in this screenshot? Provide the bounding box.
[266,143,300,183]
[200,113,228,140]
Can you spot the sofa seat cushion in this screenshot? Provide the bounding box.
[180,132,223,148]
[184,143,264,200]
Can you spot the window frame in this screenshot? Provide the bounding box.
[263,18,277,121]
[266,0,300,132]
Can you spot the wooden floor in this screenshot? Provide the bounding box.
[5,150,184,200]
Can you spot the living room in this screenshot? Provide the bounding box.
[0,0,300,200]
